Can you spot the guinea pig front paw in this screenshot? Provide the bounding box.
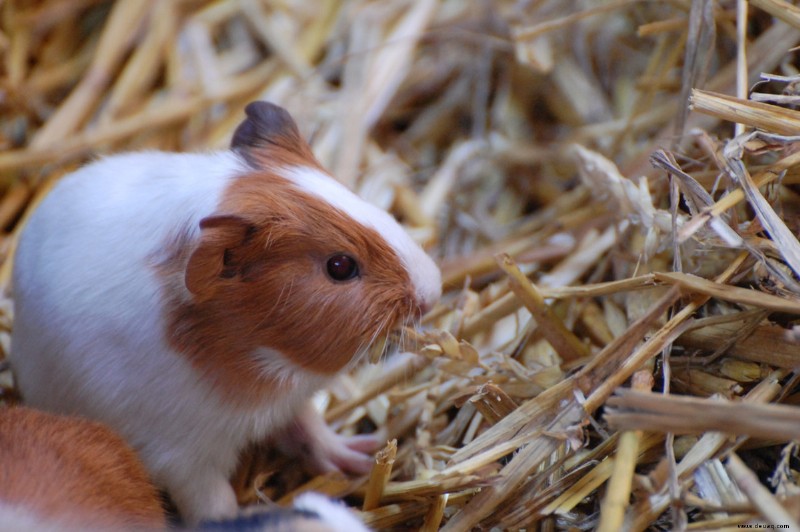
[309,432,381,476]
[278,404,381,476]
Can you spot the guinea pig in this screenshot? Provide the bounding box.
[0,406,166,530]
[10,101,441,525]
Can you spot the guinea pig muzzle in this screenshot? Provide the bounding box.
[364,308,424,364]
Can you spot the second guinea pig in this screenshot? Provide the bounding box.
[10,101,441,525]
[0,406,166,530]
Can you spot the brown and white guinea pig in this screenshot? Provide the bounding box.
[10,101,441,525]
[0,406,166,530]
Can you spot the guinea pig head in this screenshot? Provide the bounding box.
[169,102,441,398]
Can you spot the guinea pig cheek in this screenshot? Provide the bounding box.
[246,261,389,375]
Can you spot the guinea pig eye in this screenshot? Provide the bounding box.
[326,254,359,282]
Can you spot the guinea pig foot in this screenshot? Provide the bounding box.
[279,405,382,476]
[311,431,381,476]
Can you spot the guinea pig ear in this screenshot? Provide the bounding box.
[231,101,317,168]
[185,215,256,301]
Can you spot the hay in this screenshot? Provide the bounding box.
[3,1,800,530]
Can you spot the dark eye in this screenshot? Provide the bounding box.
[326,254,359,281]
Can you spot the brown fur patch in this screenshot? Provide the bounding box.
[162,168,414,404]
[0,407,166,528]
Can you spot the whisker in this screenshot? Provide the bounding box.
[385,303,403,364]
[351,337,369,366]
[366,315,389,364]
[367,303,397,364]
[398,315,408,353]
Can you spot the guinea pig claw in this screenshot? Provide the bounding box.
[320,431,386,475]
[279,404,381,477]
[343,433,382,453]
[303,430,379,476]
[316,436,375,476]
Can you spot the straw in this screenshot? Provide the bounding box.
[4,1,800,529]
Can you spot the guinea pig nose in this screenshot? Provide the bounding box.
[415,283,441,317]
[417,296,435,316]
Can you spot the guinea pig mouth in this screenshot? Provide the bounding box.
[363,310,425,364]
[365,322,421,364]
[364,324,405,364]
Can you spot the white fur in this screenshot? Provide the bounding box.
[285,166,442,311]
[10,149,439,524]
[292,492,371,532]
[0,503,65,532]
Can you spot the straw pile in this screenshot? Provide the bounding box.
[3,0,800,530]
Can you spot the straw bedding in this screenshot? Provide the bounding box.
[3,1,800,529]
